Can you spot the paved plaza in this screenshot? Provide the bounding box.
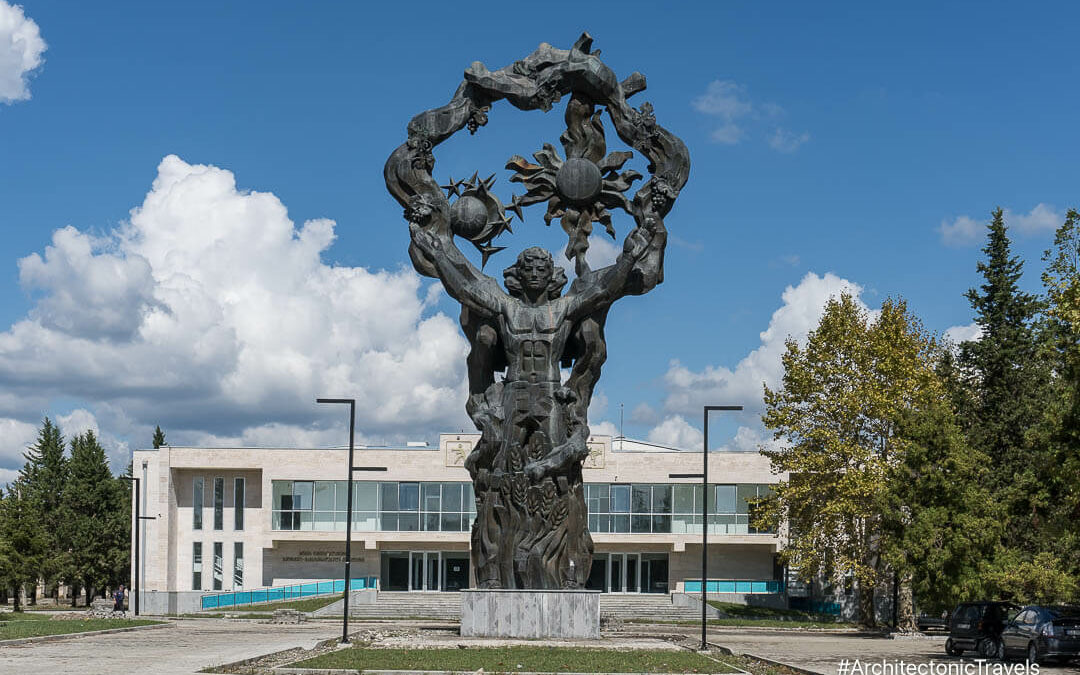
[3,620,1080,675]
[0,618,338,675]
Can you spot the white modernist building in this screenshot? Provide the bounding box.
[130,433,786,614]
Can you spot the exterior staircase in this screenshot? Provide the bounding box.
[319,591,701,622]
[599,594,703,622]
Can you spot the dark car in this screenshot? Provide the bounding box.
[1000,605,1080,664]
[945,601,1020,658]
[918,612,949,632]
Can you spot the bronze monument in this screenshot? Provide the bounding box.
[384,33,689,589]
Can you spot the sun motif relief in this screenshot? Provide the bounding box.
[504,96,643,271]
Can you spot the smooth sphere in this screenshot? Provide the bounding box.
[555,158,602,206]
[450,195,489,240]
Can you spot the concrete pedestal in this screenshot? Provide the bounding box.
[460,589,600,638]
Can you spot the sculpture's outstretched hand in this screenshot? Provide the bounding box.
[409,223,443,257]
[623,218,656,261]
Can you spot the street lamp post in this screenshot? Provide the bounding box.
[316,398,387,645]
[119,475,156,616]
[671,405,742,651]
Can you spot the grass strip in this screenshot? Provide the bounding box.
[0,618,161,640]
[705,602,845,623]
[292,646,738,673]
[0,611,55,622]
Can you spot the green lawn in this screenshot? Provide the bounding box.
[292,647,738,673]
[705,601,852,627]
[0,615,161,640]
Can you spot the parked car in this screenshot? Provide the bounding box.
[945,601,1020,658]
[1000,605,1080,664]
[917,611,949,632]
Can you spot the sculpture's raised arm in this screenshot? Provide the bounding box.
[409,223,507,319]
[565,217,663,321]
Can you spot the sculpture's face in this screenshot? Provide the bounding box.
[520,257,553,294]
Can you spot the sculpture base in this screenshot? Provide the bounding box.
[460,589,600,639]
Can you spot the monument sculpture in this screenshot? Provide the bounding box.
[384,33,689,591]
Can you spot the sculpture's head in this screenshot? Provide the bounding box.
[504,247,567,300]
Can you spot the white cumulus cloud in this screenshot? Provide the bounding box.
[940,215,981,247]
[944,322,982,345]
[0,0,45,104]
[0,416,37,471]
[0,155,470,474]
[693,80,752,145]
[1008,203,1062,235]
[940,204,1063,246]
[647,415,703,450]
[660,272,867,420]
[769,128,810,153]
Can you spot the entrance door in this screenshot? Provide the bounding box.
[443,556,469,591]
[609,555,623,592]
[605,553,641,593]
[624,553,640,593]
[409,551,441,591]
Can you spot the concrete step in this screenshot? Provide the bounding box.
[317,591,700,621]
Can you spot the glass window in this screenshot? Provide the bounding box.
[423,482,441,511]
[354,482,378,511]
[315,482,336,511]
[442,483,462,512]
[715,485,736,514]
[233,542,244,589]
[273,481,293,510]
[399,483,419,511]
[213,477,224,530]
[335,480,348,511]
[234,478,245,530]
[673,484,696,513]
[192,542,202,590]
[631,485,651,513]
[212,542,223,590]
[610,485,630,513]
[380,482,399,511]
[631,514,652,533]
[193,477,204,530]
[292,481,313,510]
[736,484,757,514]
[652,485,672,514]
[465,483,476,513]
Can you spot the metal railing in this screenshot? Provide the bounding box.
[683,579,784,594]
[200,576,377,610]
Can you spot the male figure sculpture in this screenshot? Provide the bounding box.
[385,34,689,589]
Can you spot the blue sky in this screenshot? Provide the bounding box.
[0,1,1076,480]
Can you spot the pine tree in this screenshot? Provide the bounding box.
[0,482,48,611]
[18,418,69,601]
[152,426,166,449]
[60,431,123,603]
[959,208,1049,550]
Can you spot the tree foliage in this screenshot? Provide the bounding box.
[0,419,131,605]
[761,295,962,627]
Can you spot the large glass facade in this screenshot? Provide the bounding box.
[586,483,774,535]
[272,481,475,532]
[271,479,770,535]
